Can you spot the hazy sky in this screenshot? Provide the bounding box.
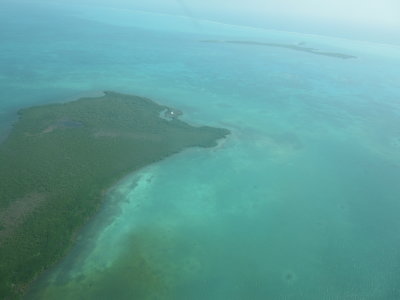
[188,0,400,27]
[82,0,399,29]
[24,0,400,42]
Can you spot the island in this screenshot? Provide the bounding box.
[0,91,230,299]
[201,40,357,59]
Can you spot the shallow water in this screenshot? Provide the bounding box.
[1,3,400,299]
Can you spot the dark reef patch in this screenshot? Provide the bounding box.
[282,270,297,285]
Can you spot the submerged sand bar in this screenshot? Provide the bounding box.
[0,91,229,298]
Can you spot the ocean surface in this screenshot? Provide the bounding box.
[1,3,400,299]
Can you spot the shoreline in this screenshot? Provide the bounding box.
[0,91,230,299]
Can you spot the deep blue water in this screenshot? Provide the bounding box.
[1,3,400,299]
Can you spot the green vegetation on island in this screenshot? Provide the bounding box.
[0,91,230,299]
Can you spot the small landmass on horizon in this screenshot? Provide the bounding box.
[202,40,357,59]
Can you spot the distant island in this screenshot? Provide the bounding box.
[202,40,357,59]
[0,91,230,299]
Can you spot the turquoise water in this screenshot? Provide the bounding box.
[2,3,400,299]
